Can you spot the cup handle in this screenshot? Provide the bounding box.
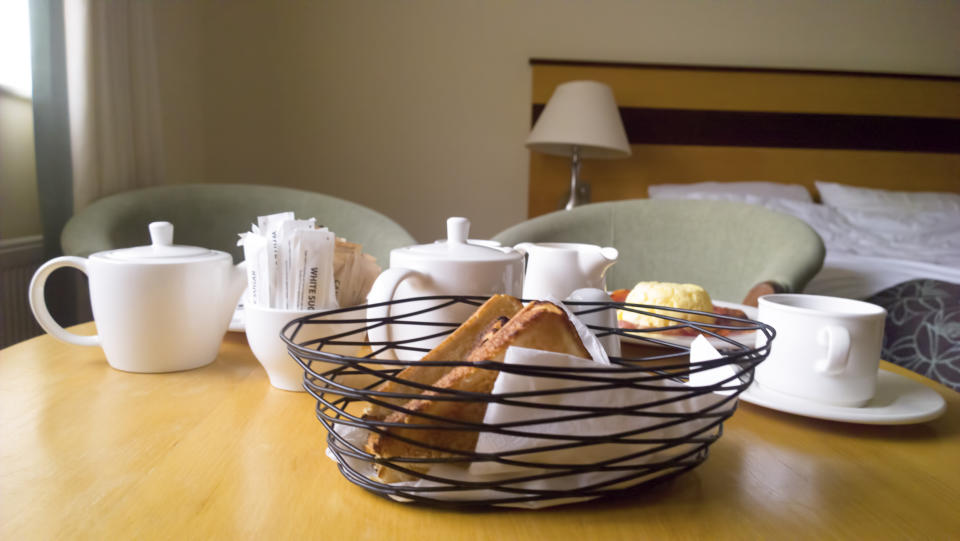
[815,325,850,375]
[365,267,419,361]
[28,256,100,347]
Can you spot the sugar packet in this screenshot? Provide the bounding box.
[291,228,337,310]
[334,239,382,308]
[237,212,381,310]
[238,212,336,310]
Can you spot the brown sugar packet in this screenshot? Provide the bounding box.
[333,239,382,308]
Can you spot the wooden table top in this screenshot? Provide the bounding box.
[2,323,958,540]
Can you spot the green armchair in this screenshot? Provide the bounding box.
[492,199,825,305]
[60,183,415,266]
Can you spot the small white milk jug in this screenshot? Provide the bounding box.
[514,242,618,301]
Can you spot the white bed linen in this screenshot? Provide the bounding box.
[761,198,960,298]
[803,252,960,300]
[649,187,960,299]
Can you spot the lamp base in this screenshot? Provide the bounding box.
[559,181,591,210]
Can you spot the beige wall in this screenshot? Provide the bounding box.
[0,92,41,239]
[153,0,206,185]
[11,0,957,243]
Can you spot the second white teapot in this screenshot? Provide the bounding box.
[366,217,524,360]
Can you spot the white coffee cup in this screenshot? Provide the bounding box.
[365,217,524,360]
[755,294,886,407]
[245,304,366,391]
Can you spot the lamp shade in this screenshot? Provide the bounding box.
[526,80,631,159]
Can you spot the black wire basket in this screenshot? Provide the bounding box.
[283,295,775,508]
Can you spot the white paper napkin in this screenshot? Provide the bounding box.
[688,334,740,396]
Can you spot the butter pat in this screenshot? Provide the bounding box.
[619,281,715,328]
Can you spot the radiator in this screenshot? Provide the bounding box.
[1,236,44,348]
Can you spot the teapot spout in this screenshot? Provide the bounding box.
[230,261,249,305]
[582,246,619,280]
[217,261,248,330]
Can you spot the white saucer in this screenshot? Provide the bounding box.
[739,368,946,425]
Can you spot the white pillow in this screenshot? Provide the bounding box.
[815,181,960,213]
[648,181,813,203]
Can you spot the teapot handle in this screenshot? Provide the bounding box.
[365,267,418,361]
[28,256,100,347]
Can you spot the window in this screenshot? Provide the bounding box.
[0,0,33,98]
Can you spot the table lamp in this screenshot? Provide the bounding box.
[526,80,631,210]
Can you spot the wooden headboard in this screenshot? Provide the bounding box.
[528,59,960,218]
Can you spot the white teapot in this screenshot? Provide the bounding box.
[366,217,524,360]
[515,242,619,301]
[28,221,247,373]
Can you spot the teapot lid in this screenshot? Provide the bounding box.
[395,217,519,262]
[97,222,226,262]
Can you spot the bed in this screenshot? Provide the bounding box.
[526,59,960,389]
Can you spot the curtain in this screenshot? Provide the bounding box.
[63,0,164,212]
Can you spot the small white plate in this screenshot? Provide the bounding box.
[619,300,758,350]
[228,303,245,333]
[739,368,947,425]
